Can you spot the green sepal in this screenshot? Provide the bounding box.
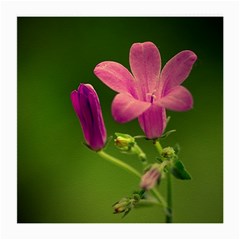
[156,156,163,163]
[82,142,92,150]
[114,132,135,152]
[173,143,181,155]
[104,136,113,150]
[82,136,113,152]
[115,132,134,139]
[166,116,171,126]
[133,189,145,198]
[122,208,131,218]
[160,129,176,139]
[143,164,153,173]
[170,159,192,180]
[133,135,147,139]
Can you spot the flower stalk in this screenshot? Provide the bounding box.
[97,150,141,178]
[97,150,167,211]
[166,169,172,223]
[154,140,173,223]
[154,140,163,154]
[133,144,147,164]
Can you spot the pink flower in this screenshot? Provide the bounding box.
[94,42,197,139]
[70,84,107,151]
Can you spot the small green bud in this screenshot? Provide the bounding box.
[162,147,175,160]
[114,133,148,164]
[114,133,136,152]
[112,190,145,217]
[113,198,130,214]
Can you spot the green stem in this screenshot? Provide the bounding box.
[134,144,147,165]
[97,150,167,210]
[154,140,163,154]
[151,187,168,212]
[166,170,172,223]
[98,150,141,178]
[154,140,173,223]
[136,199,161,207]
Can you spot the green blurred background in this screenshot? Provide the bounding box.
[17,17,223,223]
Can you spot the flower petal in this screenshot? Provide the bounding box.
[94,61,137,97]
[157,86,193,111]
[129,42,161,99]
[71,87,91,146]
[160,50,197,95]
[71,90,81,119]
[138,104,166,139]
[112,93,151,123]
[82,85,107,149]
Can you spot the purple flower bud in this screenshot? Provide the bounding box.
[70,83,107,151]
[140,167,161,190]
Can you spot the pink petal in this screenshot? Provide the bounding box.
[157,86,193,111]
[129,42,161,100]
[94,61,138,98]
[82,85,107,149]
[160,50,197,96]
[112,93,151,123]
[138,104,166,139]
[70,90,81,121]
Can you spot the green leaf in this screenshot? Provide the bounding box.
[170,159,192,180]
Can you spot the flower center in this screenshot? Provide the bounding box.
[146,91,157,103]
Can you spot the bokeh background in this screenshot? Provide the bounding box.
[18,17,223,223]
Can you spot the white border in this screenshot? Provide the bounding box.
[1,1,239,239]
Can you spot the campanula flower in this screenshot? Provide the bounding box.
[70,83,107,151]
[94,42,197,139]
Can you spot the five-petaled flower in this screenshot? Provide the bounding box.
[94,42,197,139]
[70,83,107,151]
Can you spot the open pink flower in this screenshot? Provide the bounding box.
[71,84,107,151]
[94,42,197,139]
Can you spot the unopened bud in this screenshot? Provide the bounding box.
[114,133,135,152]
[113,198,130,214]
[112,191,144,217]
[140,166,161,190]
[162,147,175,160]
